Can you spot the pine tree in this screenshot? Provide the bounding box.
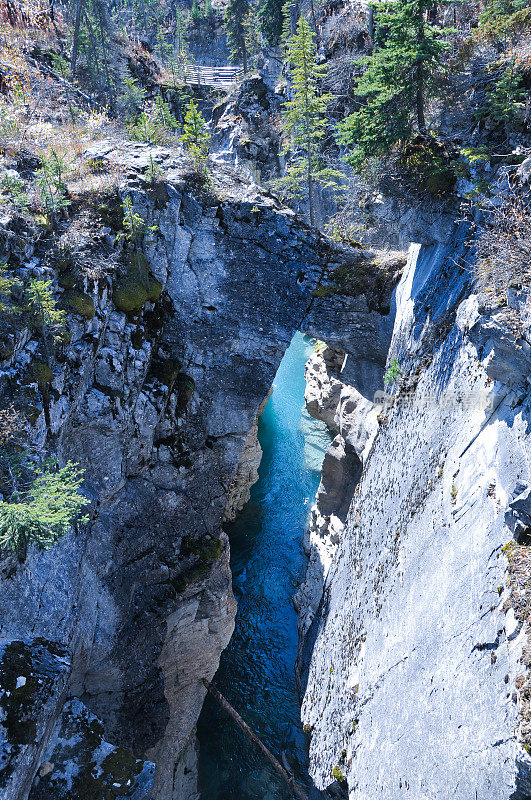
[277,16,339,227]
[338,0,453,169]
[0,459,89,561]
[180,99,211,172]
[243,5,262,70]
[224,0,249,72]
[257,0,284,44]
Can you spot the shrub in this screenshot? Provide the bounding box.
[116,196,158,244]
[180,99,210,172]
[26,279,67,351]
[35,149,71,222]
[474,184,531,305]
[1,174,29,211]
[480,63,526,123]
[0,264,22,313]
[0,459,89,561]
[384,357,402,387]
[126,96,177,145]
[119,76,147,115]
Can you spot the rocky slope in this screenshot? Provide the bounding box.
[0,141,396,800]
[298,217,531,799]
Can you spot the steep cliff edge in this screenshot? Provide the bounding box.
[300,225,531,799]
[0,142,396,800]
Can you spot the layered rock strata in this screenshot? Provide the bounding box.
[300,228,531,800]
[0,143,395,800]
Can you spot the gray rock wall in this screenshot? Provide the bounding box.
[300,229,531,799]
[0,144,393,800]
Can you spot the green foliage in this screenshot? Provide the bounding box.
[35,150,71,221]
[146,154,166,184]
[338,0,453,169]
[0,265,22,313]
[180,99,211,171]
[156,24,173,62]
[1,175,29,212]
[191,0,203,22]
[480,62,526,123]
[0,459,89,560]
[224,0,250,69]
[119,76,147,115]
[243,6,262,69]
[258,0,284,44]
[479,0,528,33]
[398,137,456,195]
[26,280,67,346]
[331,765,345,783]
[152,95,177,130]
[116,196,158,243]
[276,17,341,223]
[384,357,402,387]
[459,146,489,164]
[126,95,177,144]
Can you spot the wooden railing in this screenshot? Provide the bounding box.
[183,64,244,88]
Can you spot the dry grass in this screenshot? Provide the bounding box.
[474,180,531,307]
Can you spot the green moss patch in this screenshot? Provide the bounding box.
[29,698,154,800]
[0,639,70,786]
[96,192,124,231]
[149,356,182,387]
[62,291,95,320]
[24,361,53,389]
[112,253,162,314]
[172,534,223,593]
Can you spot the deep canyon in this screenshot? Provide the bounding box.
[0,2,530,799]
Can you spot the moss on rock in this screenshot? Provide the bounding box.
[62,291,95,320]
[112,253,162,314]
[172,534,223,593]
[25,361,53,389]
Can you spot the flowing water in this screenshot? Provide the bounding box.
[197,332,331,800]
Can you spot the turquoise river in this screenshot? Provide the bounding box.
[197,332,331,799]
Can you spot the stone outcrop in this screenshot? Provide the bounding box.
[295,345,378,670]
[211,74,283,184]
[299,227,531,800]
[223,391,271,522]
[0,142,395,800]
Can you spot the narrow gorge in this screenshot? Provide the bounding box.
[0,2,530,800]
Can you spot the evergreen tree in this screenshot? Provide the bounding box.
[276,16,338,226]
[243,5,262,70]
[224,0,249,72]
[180,99,211,172]
[338,0,453,169]
[0,459,89,561]
[257,0,284,44]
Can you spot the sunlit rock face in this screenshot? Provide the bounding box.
[299,229,531,800]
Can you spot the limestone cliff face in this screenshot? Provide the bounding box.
[0,143,394,800]
[300,226,531,800]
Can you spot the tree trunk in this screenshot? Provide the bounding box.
[95,0,114,112]
[203,680,309,800]
[415,10,426,134]
[242,34,248,73]
[71,0,84,78]
[368,6,374,45]
[416,63,426,133]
